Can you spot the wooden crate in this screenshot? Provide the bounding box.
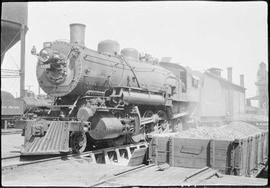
[257,133,264,165]
[209,139,236,175]
[233,134,266,177]
[237,137,253,176]
[263,131,269,160]
[148,135,170,164]
[169,137,210,168]
[249,135,257,171]
[149,131,268,177]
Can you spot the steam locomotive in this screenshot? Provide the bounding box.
[15,23,199,155]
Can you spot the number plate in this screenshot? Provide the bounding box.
[40,64,50,69]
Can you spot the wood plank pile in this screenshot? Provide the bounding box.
[149,121,268,177]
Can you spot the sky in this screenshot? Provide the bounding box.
[1,1,268,98]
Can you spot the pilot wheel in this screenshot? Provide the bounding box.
[70,131,87,154]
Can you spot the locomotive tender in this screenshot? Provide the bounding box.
[16,23,198,155]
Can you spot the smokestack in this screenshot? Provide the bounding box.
[70,23,86,46]
[240,74,244,87]
[227,67,232,82]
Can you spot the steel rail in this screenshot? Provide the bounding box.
[1,130,22,135]
[183,167,210,181]
[2,155,21,160]
[89,163,155,187]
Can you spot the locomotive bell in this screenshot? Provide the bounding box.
[70,23,86,46]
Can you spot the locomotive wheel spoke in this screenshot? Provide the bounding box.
[128,111,144,144]
[157,110,169,132]
[143,110,155,134]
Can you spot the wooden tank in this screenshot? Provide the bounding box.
[1,2,28,63]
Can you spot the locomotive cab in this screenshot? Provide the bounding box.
[159,61,187,100]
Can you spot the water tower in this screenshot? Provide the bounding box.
[1,2,28,97]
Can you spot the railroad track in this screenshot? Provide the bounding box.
[2,154,60,171]
[90,163,155,187]
[1,129,22,135]
[2,142,148,171]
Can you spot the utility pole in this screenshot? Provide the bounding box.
[20,24,26,98]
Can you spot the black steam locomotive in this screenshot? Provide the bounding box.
[15,23,199,155]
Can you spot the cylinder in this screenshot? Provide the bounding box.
[70,23,86,46]
[89,117,123,140]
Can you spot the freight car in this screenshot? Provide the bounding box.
[1,90,53,129]
[15,23,200,155]
[1,91,24,129]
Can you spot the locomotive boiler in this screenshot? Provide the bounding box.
[15,23,197,155]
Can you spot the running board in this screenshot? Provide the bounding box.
[21,121,70,155]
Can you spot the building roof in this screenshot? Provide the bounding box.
[204,70,245,92]
[159,62,245,92]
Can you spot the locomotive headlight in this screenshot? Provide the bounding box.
[53,53,60,60]
[39,49,49,62]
